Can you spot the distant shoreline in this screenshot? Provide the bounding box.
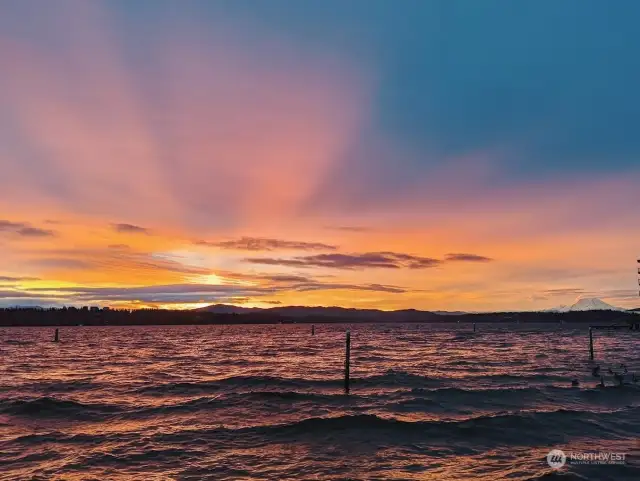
[0,307,637,327]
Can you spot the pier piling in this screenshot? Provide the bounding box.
[54,328,59,343]
[589,328,594,360]
[312,324,315,336]
[344,330,351,394]
[473,323,476,333]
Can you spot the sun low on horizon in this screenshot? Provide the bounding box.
[1,0,639,313]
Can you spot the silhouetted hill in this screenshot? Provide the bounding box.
[196,304,260,314]
[197,304,444,321]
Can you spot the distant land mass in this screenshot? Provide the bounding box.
[1,297,638,326]
[198,297,636,319]
[198,304,469,320]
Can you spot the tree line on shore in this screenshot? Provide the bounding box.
[0,306,637,327]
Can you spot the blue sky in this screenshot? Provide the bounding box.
[172,0,640,176]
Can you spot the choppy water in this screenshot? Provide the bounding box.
[1,323,639,480]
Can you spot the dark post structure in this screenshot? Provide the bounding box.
[54,328,59,343]
[344,330,351,394]
[589,327,594,360]
[473,323,476,333]
[633,258,640,330]
[312,324,315,336]
[636,258,640,330]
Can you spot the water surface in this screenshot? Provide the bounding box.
[1,323,638,480]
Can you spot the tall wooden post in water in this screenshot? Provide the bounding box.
[54,328,59,343]
[344,330,351,394]
[312,324,315,336]
[588,327,594,360]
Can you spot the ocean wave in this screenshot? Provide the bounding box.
[132,370,584,397]
[238,390,349,402]
[405,386,550,406]
[9,431,99,445]
[404,384,640,411]
[472,373,567,383]
[151,407,640,448]
[263,407,640,443]
[387,397,445,411]
[363,370,566,387]
[135,381,224,395]
[0,397,124,420]
[135,393,316,419]
[133,371,445,395]
[134,376,342,395]
[122,391,357,418]
[2,395,228,421]
[355,370,444,388]
[7,387,637,428]
[34,379,100,393]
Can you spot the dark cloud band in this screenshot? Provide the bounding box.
[196,237,337,251]
[247,251,445,269]
[0,220,55,237]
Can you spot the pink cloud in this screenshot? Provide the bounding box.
[0,2,369,233]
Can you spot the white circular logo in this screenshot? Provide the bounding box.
[547,449,567,469]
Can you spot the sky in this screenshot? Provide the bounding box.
[1,0,639,312]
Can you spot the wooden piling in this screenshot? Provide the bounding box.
[589,327,594,360]
[312,324,315,336]
[344,330,351,394]
[54,328,59,343]
[473,323,476,333]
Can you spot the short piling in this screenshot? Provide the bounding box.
[589,327,594,360]
[312,324,315,336]
[473,323,476,333]
[54,328,59,343]
[344,330,351,394]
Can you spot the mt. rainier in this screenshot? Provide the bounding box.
[545,297,626,312]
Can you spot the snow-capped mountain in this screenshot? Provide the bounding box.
[570,297,624,311]
[545,297,626,313]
